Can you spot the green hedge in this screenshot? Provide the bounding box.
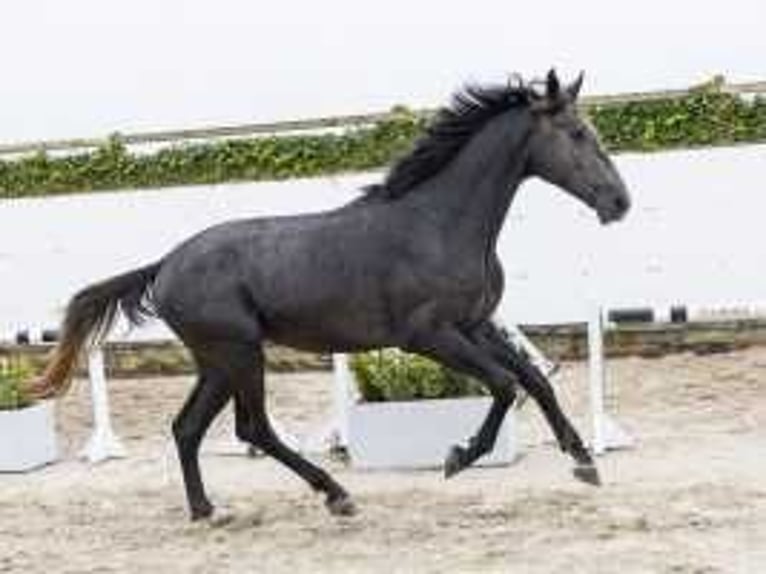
[1,81,764,199]
[0,357,33,410]
[0,110,424,199]
[350,349,486,402]
[590,84,766,151]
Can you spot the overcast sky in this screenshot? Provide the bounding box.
[0,0,764,142]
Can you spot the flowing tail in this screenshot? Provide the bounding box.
[29,262,162,399]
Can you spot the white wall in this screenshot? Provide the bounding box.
[0,176,359,339]
[498,144,766,323]
[0,0,764,142]
[2,143,765,339]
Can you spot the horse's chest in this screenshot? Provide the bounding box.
[455,257,503,319]
[410,262,500,324]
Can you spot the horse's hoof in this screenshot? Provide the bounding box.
[326,494,357,517]
[208,508,237,528]
[444,445,468,479]
[573,464,602,486]
[190,501,215,522]
[191,504,237,527]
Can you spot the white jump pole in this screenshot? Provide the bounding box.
[587,304,635,456]
[286,353,352,455]
[587,304,607,455]
[503,323,559,378]
[330,353,353,448]
[500,322,560,411]
[79,347,126,463]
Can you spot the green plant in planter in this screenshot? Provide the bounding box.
[0,356,34,411]
[350,349,486,402]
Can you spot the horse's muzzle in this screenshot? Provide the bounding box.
[597,193,631,224]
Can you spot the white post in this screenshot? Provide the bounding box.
[587,305,635,456]
[80,347,126,463]
[294,353,353,455]
[331,353,353,448]
[503,323,559,378]
[587,304,607,455]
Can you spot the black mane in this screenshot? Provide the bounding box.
[364,81,532,200]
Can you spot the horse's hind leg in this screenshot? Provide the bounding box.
[225,341,356,516]
[172,368,231,520]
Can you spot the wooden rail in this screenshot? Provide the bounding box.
[0,79,764,157]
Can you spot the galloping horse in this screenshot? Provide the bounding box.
[32,70,630,521]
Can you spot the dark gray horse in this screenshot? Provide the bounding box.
[32,70,630,522]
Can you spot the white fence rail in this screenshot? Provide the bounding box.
[0,79,763,156]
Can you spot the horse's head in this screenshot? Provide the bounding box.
[525,70,630,224]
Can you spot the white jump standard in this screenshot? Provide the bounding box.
[79,348,126,463]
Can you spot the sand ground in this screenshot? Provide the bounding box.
[1,348,764,573]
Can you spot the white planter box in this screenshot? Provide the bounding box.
[0,401,57,472]
[347,396,518,470]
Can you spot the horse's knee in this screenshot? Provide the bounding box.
[234,424,249,444]
[234,424,259,446]
[494,384,516,406]
[235,419,274,449]
[172,417,202,454]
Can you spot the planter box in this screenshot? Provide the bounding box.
[0,401,57,472]
[347,396,518,470]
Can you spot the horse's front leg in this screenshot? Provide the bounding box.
[403,325,518,478]
[443,390,515,478]
[441,323,526,477]
[473,321,600,486]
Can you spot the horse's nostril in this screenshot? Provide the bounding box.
[614,195,629,212]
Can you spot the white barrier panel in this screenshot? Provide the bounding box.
[0,176,366,341]
[3,143,766,336]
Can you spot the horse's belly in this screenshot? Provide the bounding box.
[260,298,395,352]
[264,320,390,353]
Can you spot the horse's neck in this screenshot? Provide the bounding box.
[406,112,530,253]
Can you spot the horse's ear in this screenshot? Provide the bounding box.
[546,69,561,99]
[567,71,585,101]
